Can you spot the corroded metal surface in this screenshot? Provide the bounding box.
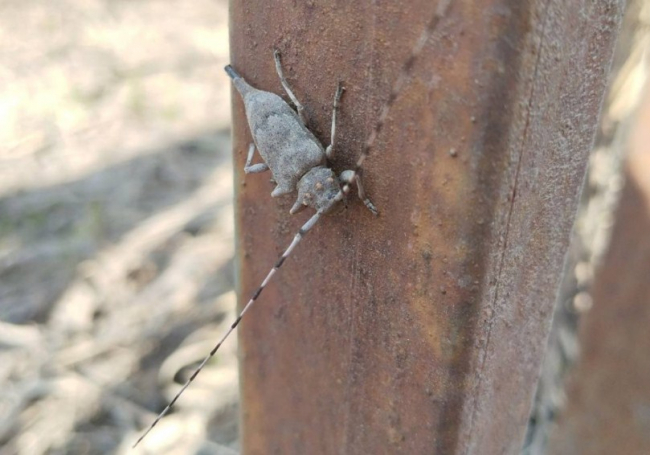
[229,1,623,454]
[548,79,650,455]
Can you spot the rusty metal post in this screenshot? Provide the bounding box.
[229,1,623,454]
[547,79,650,455]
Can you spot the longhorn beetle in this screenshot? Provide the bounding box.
[134,2,451,447]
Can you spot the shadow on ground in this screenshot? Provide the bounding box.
[0,130,240,455]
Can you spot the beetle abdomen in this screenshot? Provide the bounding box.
[243,89,325,195]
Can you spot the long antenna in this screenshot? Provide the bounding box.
[134,1,451,446]
[133,210,325,448]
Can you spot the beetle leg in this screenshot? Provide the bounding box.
[339,170,378,216]
[274,50,308,126]
[244,143,269,174]
[325,82,345,160]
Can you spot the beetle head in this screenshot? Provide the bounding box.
[290,166,341,214]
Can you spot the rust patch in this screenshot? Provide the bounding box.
[230,1,623,454]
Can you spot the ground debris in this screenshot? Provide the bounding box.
[0,1,239,453]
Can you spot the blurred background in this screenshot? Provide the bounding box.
[0,1,649,454]
[1,0,238,453]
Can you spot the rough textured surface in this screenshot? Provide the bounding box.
[230,74,325,197]
[525,2,649,452]
[547,53,650,455]
[231,1,623,454]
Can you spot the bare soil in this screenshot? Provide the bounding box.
[0,1,239,453]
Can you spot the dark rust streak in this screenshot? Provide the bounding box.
[466,0,554,439]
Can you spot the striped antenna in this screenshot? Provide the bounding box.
[135,1,451,446]
[133,210,325,448]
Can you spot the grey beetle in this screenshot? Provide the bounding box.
[134,5,447,445]
[133,51,377,448]
[225,50,377,216]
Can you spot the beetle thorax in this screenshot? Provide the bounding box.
[290,166,341,214]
